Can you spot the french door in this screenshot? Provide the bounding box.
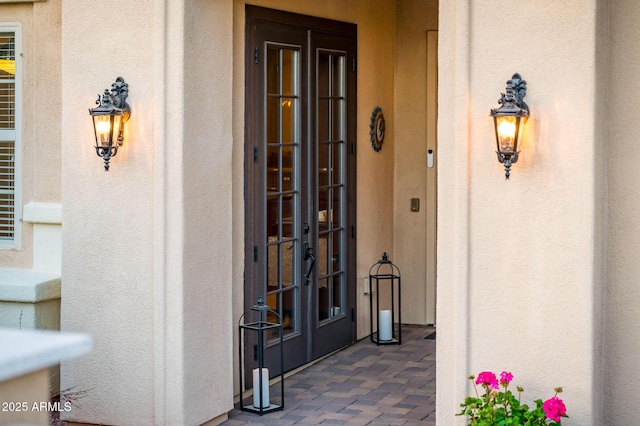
[244,6,357,376]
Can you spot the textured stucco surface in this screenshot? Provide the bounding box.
[437,1,603,425]
[182,1,235,424]
[61,0,234,424]
[0,0,61,267]
[604,1,640,424]
[61,0,156,422]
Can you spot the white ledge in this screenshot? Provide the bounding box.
[0,328,91,382]
[23,202,62,225]
[0,268,61,302]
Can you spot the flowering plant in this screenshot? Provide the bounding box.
[457,371,568,425]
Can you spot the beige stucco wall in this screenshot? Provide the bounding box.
[393,0,438,325]
[0,0,61,267]
[61,0,234,424]
[182,1,235,422]
[437,1,604,424]
[60,0,157,422]
[605,1,640,424]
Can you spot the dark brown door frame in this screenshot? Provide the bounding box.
[244,5,357,376]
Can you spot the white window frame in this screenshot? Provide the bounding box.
[0,22,22,249]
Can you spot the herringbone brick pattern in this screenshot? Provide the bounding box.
[224,325,436,425]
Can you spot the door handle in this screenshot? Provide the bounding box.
[303,241,315,285]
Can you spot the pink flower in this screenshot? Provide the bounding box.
[475,371,499,389]
[543,396,567,422]
[500,371,513,385]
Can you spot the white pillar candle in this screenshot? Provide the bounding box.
[252,367,270,408]
[379,309,393,341]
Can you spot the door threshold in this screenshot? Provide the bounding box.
[284,345,348,378]
[233,345,348,404]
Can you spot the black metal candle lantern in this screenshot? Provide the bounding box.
[238,297,284,415]
[369,252,402,345]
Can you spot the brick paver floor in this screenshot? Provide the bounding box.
[223,325,436,425]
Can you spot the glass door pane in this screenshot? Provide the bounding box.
[266,44,300,338]
[316,51,346,323]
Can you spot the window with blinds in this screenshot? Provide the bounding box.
[0,26,20,246]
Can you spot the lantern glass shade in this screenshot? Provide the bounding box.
[92,111,124,148]
[494,115,522,155]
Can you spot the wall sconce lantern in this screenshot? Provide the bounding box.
[88,77,131,171]
[490,73,529,179]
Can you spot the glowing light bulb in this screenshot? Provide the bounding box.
[95,117,111,146]
[95,120,110,134]
[497,118,516,152]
